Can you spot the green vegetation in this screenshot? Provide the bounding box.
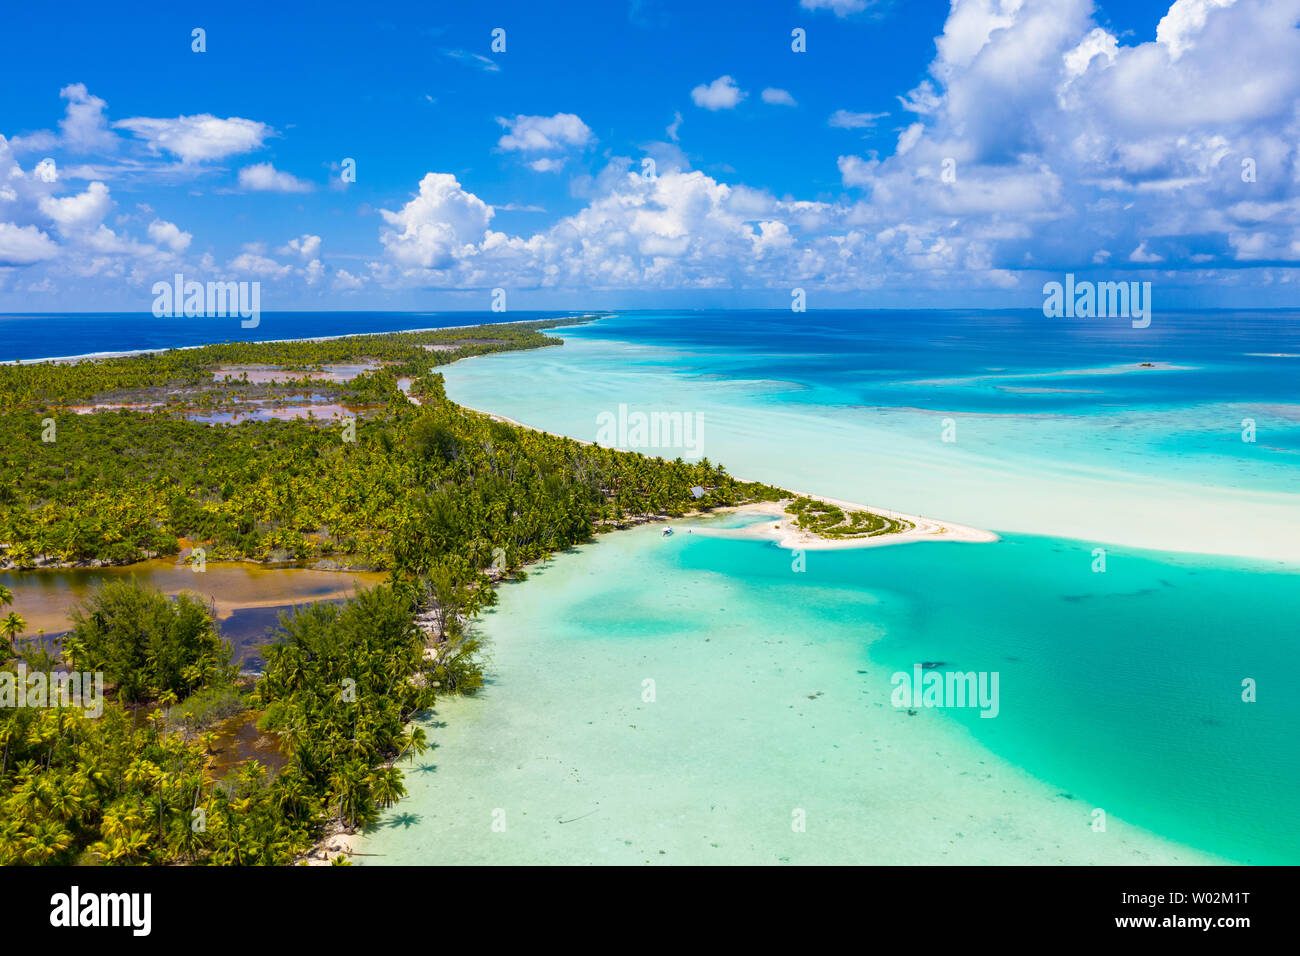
[65,580,233,702]
[253,586,431,833]
[0,585,23,652]
[0,320,570,410]
[0,322,780,569]
[167,683,247,732]
[0,580,440,864]
[0,320,786,864]
[1,702,218,864]
[787,496,913,538]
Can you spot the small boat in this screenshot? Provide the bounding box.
[662,528,674,537]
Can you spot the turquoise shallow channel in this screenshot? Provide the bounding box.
[356,519,1296,865]
[356,310,1300,865]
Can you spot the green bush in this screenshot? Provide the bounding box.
[65,579,234,702]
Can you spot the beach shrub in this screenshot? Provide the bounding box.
[168,682,247,731]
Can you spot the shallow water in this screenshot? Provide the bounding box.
[187,400,369,425]
[0,560,386,667]
[359,516,1296,864]
[354,310,1300,865]
[441,311,1300,561]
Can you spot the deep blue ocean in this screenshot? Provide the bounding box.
[0,310,593,362]
[6,308,1296,411]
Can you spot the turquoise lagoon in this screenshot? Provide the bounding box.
[358,311,1299,865]
[443,311,1300,562]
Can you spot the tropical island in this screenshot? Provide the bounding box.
[0,319,777,864]
[0,319,979,865]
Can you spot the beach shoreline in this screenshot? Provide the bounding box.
[690,498,998,550]
[460,404,998,551]
[304,402,994,864]
[303,826,358,866]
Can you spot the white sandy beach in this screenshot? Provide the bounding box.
[696,497,998,551]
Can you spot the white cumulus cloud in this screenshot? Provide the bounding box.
[279,234,322,259]
[228,251,293,278]
[147,219,192,253]
[238,162,313,193]
[691,76,746,110]
[39,181,113,232]
[762,88,798,106]
[114,114,272,163]
[0,222,59,266]
[1157,0,1238,59]
[333,268,365,291]
[495,114,594,152]
[528,158,566,173]
[379,172,494,269]
[58,83,117,153]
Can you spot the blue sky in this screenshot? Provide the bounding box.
[2,0,1299,311]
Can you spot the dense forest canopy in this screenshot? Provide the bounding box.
[1,319,780,570]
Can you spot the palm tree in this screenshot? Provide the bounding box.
[1,611,26,649]
[395,725,428,764]
[328,761,370,831]
[44,776,86,825]
[156,690,178,743]
[369,766,406,810]
[21,820,73,864]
